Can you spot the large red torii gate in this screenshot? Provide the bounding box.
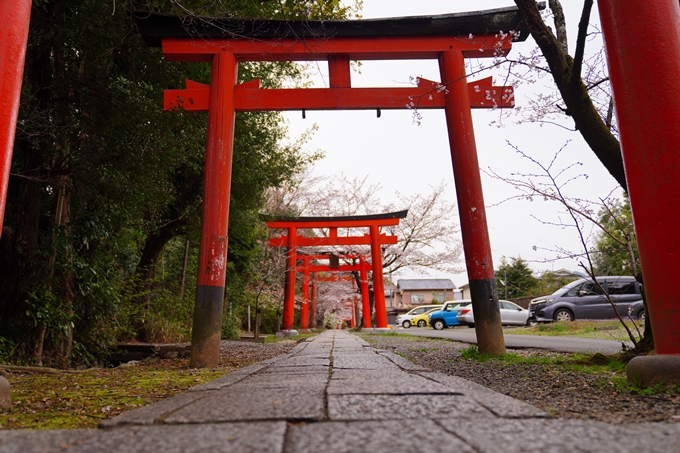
[266,211,406,334]
[131,7,532,366]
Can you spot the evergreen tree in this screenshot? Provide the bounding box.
[495,256,538,299]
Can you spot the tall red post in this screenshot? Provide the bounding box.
[359,257,372,328]
[283,227,298,332]
[190,52,238,368]
[310,273,317,329]
[439,50,505,355]
[598,0,680,355]
[0,0,32,237]
[300,258,310,330]
[369,224,388,328]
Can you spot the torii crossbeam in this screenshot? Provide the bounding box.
[133,6,533,366]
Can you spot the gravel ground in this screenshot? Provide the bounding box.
[359,334,680,424]
[218,339,299,365]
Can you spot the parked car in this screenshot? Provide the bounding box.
[428,300,472,330]
[528,276,644,323]
[409,308,441,328]
[396,304,443,328]
[456,300,529,327]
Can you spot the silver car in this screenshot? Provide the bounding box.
[528,276,643,323]
[456,300,530,327]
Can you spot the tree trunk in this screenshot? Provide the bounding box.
[131,220,184,340]
[180,237,190,298]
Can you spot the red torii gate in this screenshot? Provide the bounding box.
[266,211,406,334]
[297,253,372,331]
[131,8,530,366]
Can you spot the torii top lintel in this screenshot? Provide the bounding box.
[263,210,408,229]
[135,6,532,112]
[135,6,532,54]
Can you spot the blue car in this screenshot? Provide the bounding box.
[428,300,472,330]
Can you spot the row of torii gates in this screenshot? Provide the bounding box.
[265,210,408,334]
[1,2,680,372]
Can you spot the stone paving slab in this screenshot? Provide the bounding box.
[99,390,214,427]
[263,356,330,367]
[439,418,680,453]
[331,352,400,370]
[285,420,477,453]
[262,365,329,374]
[0,422,287,453]
[226,372,328,390]
[328,393,495,420]
[328,369,455,395]
[165,387,326,423]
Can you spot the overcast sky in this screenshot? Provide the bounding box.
[280,1,622,287]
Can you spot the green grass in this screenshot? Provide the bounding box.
[506,320,643,342]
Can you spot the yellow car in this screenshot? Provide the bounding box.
[409,307,442,328]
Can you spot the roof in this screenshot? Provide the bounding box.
[260,210,408,223]
[133,4,538,47]
[397,279,456,291]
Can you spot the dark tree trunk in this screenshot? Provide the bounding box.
[514,0,627,191]
[131,219,185,341]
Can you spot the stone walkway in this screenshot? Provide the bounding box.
[2,330,679,452]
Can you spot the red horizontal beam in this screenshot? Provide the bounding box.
[299,264,362,272]
[269,233,397,247]
[162,35,512,63]
[165,77,513,112]
[316,274,354,282]
[299,254,364,260]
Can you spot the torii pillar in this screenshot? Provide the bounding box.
[440,50,504,355]
[0,0,31,237]
[599,0,680,385]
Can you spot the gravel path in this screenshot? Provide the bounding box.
[359,334,680,424]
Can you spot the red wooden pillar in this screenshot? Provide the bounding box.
[190,51,238,368]
[369,224,388,328]
[310,273,317,329]
[190,53,238,368]
[599,0,680,354]
[300,257,310,330]
[283,226,298,331]
[0,0,31,236]
[359,257,371,328]
[439,50,505,355]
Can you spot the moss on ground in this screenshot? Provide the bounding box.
[0,358,228,430]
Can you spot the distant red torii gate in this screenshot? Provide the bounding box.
[129,7,534,366]
[296,253,372,331]
[266,211,406,334]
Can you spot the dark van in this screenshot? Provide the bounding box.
[528,276,644,323]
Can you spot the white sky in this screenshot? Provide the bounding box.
[281,1,622,287]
